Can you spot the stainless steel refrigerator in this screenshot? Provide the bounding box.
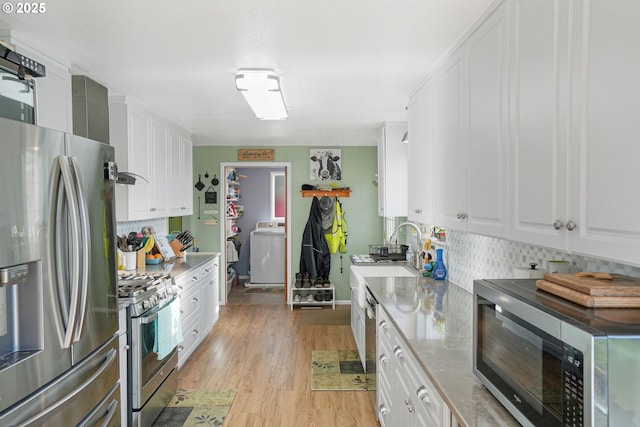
[0,117,120,426]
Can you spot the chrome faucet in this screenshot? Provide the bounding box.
[389,222,423,271]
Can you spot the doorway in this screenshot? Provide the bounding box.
[219,162,291,306]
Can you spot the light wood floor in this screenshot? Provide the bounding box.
[178,303,379,427]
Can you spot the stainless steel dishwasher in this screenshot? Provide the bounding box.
[364,287,378,412]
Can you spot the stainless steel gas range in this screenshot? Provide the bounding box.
[118,273,180,427]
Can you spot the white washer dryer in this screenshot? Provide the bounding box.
[248,221,285,286]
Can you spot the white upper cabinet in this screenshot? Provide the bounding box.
[378,122,408,218]
[509,0,570,250]
[110,100,154,221]
[168,127,193,216]
[407,80,436,225]
[110,97,192,221]
[463,1,509,238]
[412,0,640,265]
[567,0,640,265]
[436,0,509,238]
[151,116,169,218]
[435,51,466,232]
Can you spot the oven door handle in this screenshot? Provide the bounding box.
[140,313,158,324]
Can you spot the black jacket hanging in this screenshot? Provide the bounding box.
[300,196,331,280]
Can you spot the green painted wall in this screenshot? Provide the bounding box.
[184,146,382,300]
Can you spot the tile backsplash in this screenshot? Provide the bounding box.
[116,217,168,237]
[438,229,640,293]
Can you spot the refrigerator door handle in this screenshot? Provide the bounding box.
[13,348,117,427]
[69,156,91,342]
[58,155,83,348]
[48,157,69,346]
[77,398,118,427]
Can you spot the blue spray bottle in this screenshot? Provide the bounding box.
[433,248,447,280]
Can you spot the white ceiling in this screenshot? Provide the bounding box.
[0,0,493,146]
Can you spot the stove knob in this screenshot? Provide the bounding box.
[141,300,150,310]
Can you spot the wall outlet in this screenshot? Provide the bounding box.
[204,218,219,225]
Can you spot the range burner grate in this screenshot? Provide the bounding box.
[117,273,171,298]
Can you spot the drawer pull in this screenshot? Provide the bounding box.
[379,404,388,417]
[393,346,403,359]
[416,385,431,403]
[192,329,199,335]
[192,297,199,303]
[405,397,414,413]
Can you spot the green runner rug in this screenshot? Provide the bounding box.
[152,388,236,427]
[311,350,375,391]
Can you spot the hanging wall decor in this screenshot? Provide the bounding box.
[309,148,342,181]
[205,186,217,204]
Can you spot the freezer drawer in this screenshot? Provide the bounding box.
[0,334,120,426]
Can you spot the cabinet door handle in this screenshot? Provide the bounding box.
[416,385,431,403]
[192,297,198,303]
[553,220,564,230]
[565,220,577,231]
[379,354,388,364]
[378,320,387,329]
[192,329,199,335]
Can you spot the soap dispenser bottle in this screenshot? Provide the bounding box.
[433,248,447,280]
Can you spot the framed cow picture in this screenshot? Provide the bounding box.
[309,148,342,181]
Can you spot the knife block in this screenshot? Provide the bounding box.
[169,239,185,258]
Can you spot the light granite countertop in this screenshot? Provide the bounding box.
[365,275,519,427]
[125,252,220,278]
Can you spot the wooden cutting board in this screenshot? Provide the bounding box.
[536,280,640,308]
[543,273,640,296]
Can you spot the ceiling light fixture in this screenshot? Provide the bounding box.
[235,69,288,120]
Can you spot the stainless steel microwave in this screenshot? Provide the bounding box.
[0,44,45,124]
[474,279,640,427]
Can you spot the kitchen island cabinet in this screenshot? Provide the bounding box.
[365,275,519,427]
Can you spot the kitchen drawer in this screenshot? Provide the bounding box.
[377,383,393,427]
[178,316,200,368]
[378,311,395,346]
[403,344,445,426]
[179,285,201,326]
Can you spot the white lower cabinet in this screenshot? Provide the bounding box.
[175,256,219,368]
[350,289,366,370]
[378,307,451,427]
